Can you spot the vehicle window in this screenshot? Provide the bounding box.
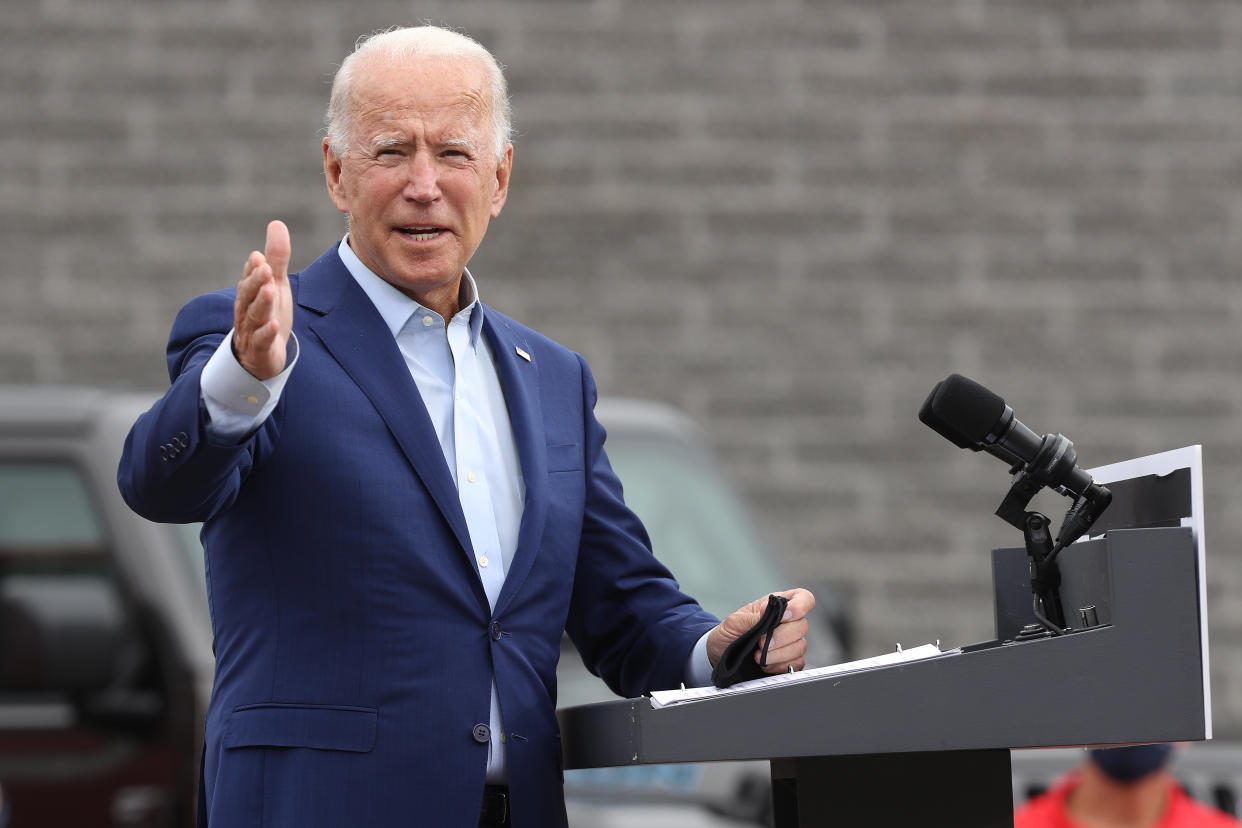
[604,440,779,618]
[0,462,110,575]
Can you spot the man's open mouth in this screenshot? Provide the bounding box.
[396,226,446,241]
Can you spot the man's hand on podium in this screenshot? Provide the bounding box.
[707,588,815,674]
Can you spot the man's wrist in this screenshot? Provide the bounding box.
[683,628,717,689]
[201,329,299,440]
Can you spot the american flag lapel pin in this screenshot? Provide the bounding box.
[515,346,531,362]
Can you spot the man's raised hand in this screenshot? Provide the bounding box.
[233,220,293,380]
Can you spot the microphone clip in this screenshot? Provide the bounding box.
[993,432,1109,539]
[995,465,1045,531]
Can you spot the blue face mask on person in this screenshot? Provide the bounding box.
[1088,744,1174,783]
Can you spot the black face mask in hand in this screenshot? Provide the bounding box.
[711,594,789,689]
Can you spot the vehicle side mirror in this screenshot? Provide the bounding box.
[0,574,131,692]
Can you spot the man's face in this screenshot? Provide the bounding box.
[324,55,512,307]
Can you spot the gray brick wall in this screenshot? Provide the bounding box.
[4,1,1241,732]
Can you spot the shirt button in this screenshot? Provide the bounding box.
[472,723,491,743]
[422,315,434,327]
[478,555,489,568]
[467,471,477,483]
[245,394,259,406]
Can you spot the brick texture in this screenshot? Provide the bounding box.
[4,1,1242,732]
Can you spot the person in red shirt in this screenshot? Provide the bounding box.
[1015,744,1241,828]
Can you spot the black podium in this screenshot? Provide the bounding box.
[558,455,1210,826]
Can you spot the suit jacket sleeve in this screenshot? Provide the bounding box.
[118,288,280,524]
[562,353,720,698]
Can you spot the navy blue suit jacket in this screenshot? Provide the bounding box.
[118,247,719,827]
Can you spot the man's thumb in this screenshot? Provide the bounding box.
[265,220,292,280]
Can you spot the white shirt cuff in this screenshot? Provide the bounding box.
[683,629,715,689]
[201,330,299,441]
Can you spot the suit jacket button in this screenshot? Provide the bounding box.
[472,724,491,743]
[491,622,502,641]
[175,432,189,448]
[159,445,169,460]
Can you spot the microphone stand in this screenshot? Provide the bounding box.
[993,439,1111,638]
[1023,512,1066,634]
[994,468,1069,636]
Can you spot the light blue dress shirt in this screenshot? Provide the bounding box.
[338,240,524,783]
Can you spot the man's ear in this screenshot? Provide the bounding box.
[490,144,513,218]
[323,139,349,213]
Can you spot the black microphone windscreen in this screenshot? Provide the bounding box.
[918,382,977,449]
[929,374,1008,445]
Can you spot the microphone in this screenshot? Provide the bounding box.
[917,379,1027,469]
[921,374,1114,635]
[919,374,1097,498]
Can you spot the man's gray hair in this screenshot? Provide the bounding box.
[325,26,513,162]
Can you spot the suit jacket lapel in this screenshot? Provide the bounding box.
[482,311,547,616]
[297,252,482,596]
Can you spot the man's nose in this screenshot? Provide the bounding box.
[404,155,440,202]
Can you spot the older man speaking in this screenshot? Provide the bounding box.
[119,25,815,828]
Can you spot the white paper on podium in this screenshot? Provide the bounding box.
[649,643,952,709]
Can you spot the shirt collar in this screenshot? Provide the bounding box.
[335,235,484,346]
